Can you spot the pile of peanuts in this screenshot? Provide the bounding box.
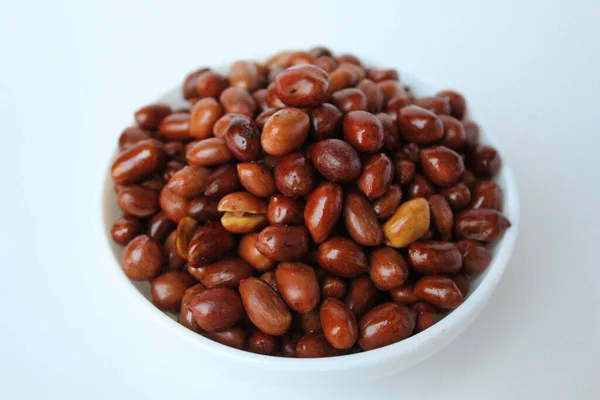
[110,47,511,357]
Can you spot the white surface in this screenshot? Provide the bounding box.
[1,0,599,399]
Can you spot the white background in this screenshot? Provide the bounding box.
[1,0,599,398]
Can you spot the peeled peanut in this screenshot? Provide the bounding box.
[382,198,430,248]
[218,192,268,234]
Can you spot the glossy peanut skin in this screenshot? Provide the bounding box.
[166,165,210,199]
[164,230,185,269]
[164,141,186,164]
[163,160,184,182]
[455,209,511,241]
[398,105,444,145]
[255,108,277,129]
[195,71,228,99]
[471,180,504,211]
[309,103,343,140]
[247,331,279,355]
[344,276,378,317]
[281,333,302,357]
[372,185,403,220]
[356,79,384,113]
[394,159,415,186]
[204,164,241,198]
[122,235,163,281]
[187,221,235,267]
[304,182,343,244]
[205,327,246,350]
[255,225,310,261]
[468,144,502,177]
[343,110,384,152]
[260,270,279,292]
[118,126,150,151]
[224,115,261,161]
[150,270,196,312]
[200,258,253,288]
[237,163,276,198]
[299,309,323,334]
[332,88,368,113]
[135,103,172,129]
[186,138,234,166]
[329,65,359,92]
[266,82,286,108]
[274,153,315,197]
[451,272,470,297]
[317,237,368,278]
[112,139,166,185]
[442,183,472,211]
[358,303,415,350]
[117,186,158,217]
[296,332,342,358]
[229,60,260,92]
[457,240,492,276]
[267,195,304,225]
[357,153,394,199]
[367,68,399,82]
[377,80,405,102]
[275,262,320,313]
[411,301,437,332]
[183,68,209,99]
[415,96,451,115]
[309,139,361,182]
[343,192,383,246]
[428,194,454,241]
[159,186,189,223]
[439,115,466,150]
[462,120,480,148]
[238,232,276,271]
[399,142,420,162]
[177,283,205,329]
[390,283,418,305]
[437,90,466,120]
[261,108,310,156]
[385,96,411,120]
[415,275,464,309]
[320,298,358,349]
[314,56,337,73]
[275,64,330,107]
[146,212,174,246]
[159,112,191,140]
[408,241,463,275]
[320,275,347,299]
[187,287,244,332]
[111,216,143,245]
[407,174,436,199]
[239,278,292,336]
[186,196,221,221]
[420,145,465,187]
[369,247,409,290]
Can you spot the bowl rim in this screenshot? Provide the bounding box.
[99,69,520,372]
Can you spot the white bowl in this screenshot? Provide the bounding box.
[100,70,520,385]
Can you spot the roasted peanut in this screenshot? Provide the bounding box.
[383,198,431,248]
[218,192,268,234]
[239,277,292,336]
[304,182,343,244]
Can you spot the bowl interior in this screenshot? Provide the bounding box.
[101,68,520,373]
